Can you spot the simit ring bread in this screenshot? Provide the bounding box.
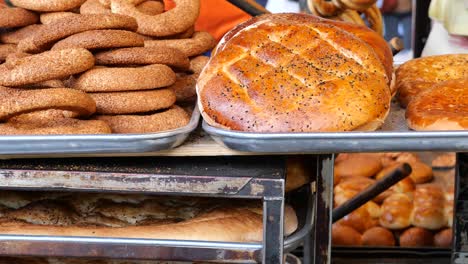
[0,6,38,28]
[10,0,86,12]
[198,13,391,132]
[95,105,190,133]
[90,89,176,114]
[144,31,216,58]
[110,0,200,37]
[0,48,94,87]
[0,44,16,62]
[396,54,468,107]
[169,55,209,102]
[94,46,189,69]
[18,14,138,53]
[406,79,468,131]
[80,0,112,14]
[0,24,42,44]
[52,30,145,50]
[72,64,176,92]
[39,12,79,24]
[0,87,96,121]
[0,118,111,135]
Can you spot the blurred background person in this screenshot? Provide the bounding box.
[380,0,412,52]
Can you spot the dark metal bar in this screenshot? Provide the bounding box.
[412,0,432,58]
[312,154,334,264]
[452,152,468,262]
[263,197,285,264]
[332,163,412,223]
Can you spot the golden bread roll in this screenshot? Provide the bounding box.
[285,156,310,192]
[379,193,413,230]
[198,13,391,132]
[406,79,468,131]
[434,228,452,248]
[408,161,433,184]
[411,184,446,230]
[362,227,395,246]
[396,54,468,107]
[338,206,375,233]
[399,227,434,247]
[334,153,383,178]
[332,223,363,246]
[334,177,374,205]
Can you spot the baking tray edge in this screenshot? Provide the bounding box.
[0,106,200,157]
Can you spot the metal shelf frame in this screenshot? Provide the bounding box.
[0,155,325,264]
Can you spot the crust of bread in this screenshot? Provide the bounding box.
[406,79,468,131]
[396,54,468,107]
[197,13,391,132]
[0,192,298,242]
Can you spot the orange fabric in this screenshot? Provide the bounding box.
[164,0,252,41]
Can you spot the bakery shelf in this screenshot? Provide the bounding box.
[203,102,468,153]
[0,106,200,157]
[0,155,320,264]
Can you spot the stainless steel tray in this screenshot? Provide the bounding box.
[203,101,468,153]
[0,106,200,156]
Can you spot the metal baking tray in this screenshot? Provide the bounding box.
[0,106,200,157]
[203,101,468,153]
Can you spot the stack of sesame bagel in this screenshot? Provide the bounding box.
[0,0,215,134]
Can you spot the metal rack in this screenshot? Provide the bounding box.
[0,155,324,264]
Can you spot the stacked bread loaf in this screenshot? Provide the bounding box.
[333,152,455,248]
[393,54,468,131]
[0,0,215,134]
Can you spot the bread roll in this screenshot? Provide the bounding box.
[362,227,395,246]
[198,13,391,132]
[399,227,434,247]
[338,206,375,233]
[334,153,383,178]
[379,193,413,230]
[375,163,415,196]
[411,184,446,230]
[396,54,468,107]
[334,177,374,205]
[434,228,453,248]
[332,223,362,246]
[407,161,433,184]
[406,79,468,131]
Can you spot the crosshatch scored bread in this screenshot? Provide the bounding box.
[197,13,392,132]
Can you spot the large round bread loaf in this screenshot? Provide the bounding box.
[197,13,391,132]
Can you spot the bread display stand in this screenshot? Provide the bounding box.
[0,156,315,264]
